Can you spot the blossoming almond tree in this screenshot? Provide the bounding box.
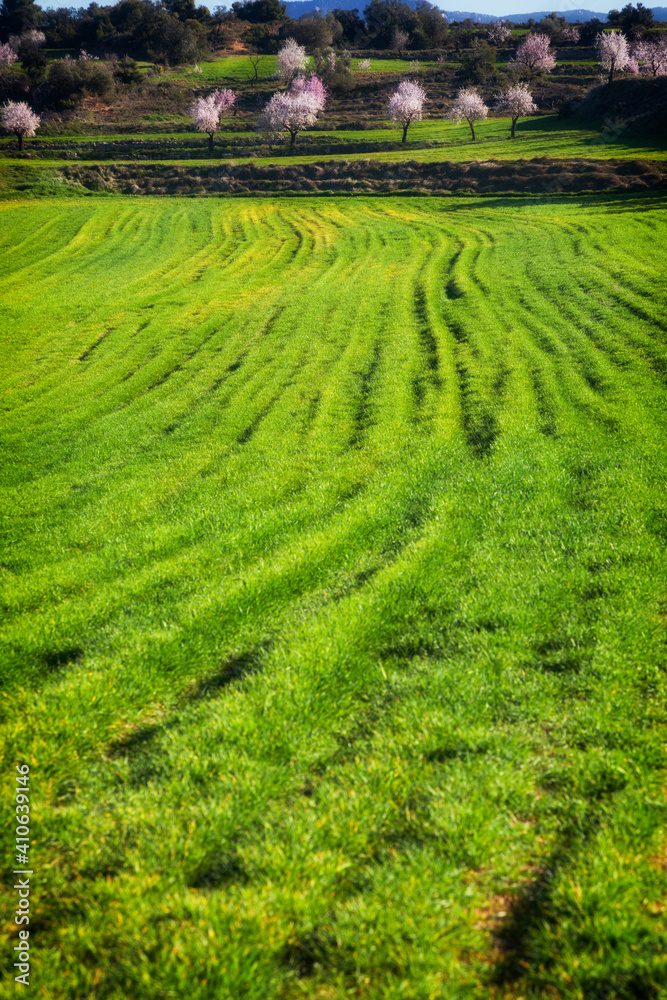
[277,38,308,82]
[633,38,667,76]
[290,73,327,108]
[257,75,326,146]
[447,88,488,141]
[190,89,236,151]
[213,88,236,115]
[9,30,46,49]
[256,92,320,146]
[494,83,537,138]
[488,21,512,45]
[595,30,630,84]
[387,79,426,143]
[0,42,17,66]
[1,100,40,151]
[511,33,557,76]
[392,27,410,51]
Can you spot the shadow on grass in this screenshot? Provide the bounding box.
[105,643,272,783]
[183,644,269,702]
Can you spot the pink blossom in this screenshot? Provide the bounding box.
[595,30,630,83]
[277,38,308,81]
[257,89,322,146]
[488,21,512,45]
[212,88,236,113]
[511,33,557,75]
[494,83,537,137]
[7,30,46,52]
[563,26,580,43]
[0,43,18,66]
[633,38,667,76]
[24,30,46,46]
[387,79,426,142]
[392,27,409,50]
[447,88,489,140]
[191,90,237,149]
[289,73,327,111]
[1,100,40,150]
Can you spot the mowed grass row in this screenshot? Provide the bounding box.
[1,195,667,999]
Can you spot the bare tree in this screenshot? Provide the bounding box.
[249,53,262,84]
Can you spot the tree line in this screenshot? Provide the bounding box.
[2,0,661,70]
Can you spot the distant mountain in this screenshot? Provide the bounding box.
[499,7,658,20]
[440,8,608,20]
[426,8,499,19]
[284,0,666,21]
[502,9,602,20]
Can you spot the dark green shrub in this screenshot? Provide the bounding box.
[46,58,115,106]
[18,39,48,85]
[146,16,205,65]
[459,39,497,84]
[246,25,277,53]
[0,67,27,101]
[115,55,142,84]
[231,0,286,24]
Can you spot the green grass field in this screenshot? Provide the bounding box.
[184,54,280,81]
[171,55,445,81]
[165,53,605,81]
[346,58,441,72]
[1,194,667,998]
[3,117,666,170]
